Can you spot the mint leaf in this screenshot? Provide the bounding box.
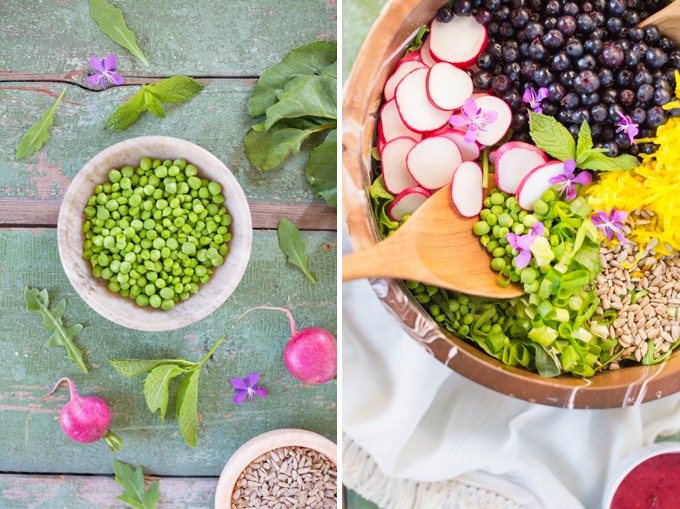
[109,359,192,379]
[90,0,149,66]
[143,364,186,424]
[305,129,337,207]
[112,461,160,509]
[16,88,66,160]
[105,90,146,132]
[143,90,165,118]
[528,112,575,162]
[177,370,200,448]
[278,218,315,283]
[264,74,337,130]
[579,152,639,172]
[146,76,205,103]
[575,121,593,164]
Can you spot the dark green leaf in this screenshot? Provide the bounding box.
[112,460,160,509]
[248,41,337,118]
[89,0,149,66]
[277,218,315,283]
[575,121,593,164]
[579,151,639,172]
[177,370,200,448]
[305,129,337,207]
[16,88,66,160]
[528,112,576,162]
[108,359,190,379]
[105,90,147,132]
[320,60,337,78]
[264,74,337,130]
[143,364,186,424]
[146,76,205,103]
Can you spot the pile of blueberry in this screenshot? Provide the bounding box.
[440,0,680,157]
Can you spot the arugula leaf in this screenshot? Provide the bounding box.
[528,112,576,161]
[105,90,146,132]
[177,370,200,448]
[404,26,430,55]
[90,0,149,66]
[112,460,160,509]
[578,151,639,172]
[143,90,165,118]
[305,129,337,207]
[143,364,186,424]
[24,286,87,373]
[248,41,337,118]
[16,88,66,160]
[264,74,337,130]
[146,76,205,103]
[278,218,315,283]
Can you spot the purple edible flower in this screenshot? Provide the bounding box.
[615,112,639,146]
[522,87,550,113]
[592,208,628,245]
[449,98,498,144]
[548,158,593,201]
[87,55,124,89]
[231,373,267,404]
[505,222,545,269]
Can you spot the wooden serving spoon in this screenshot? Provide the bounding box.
[343,183,524,298]
[640,0,680,39]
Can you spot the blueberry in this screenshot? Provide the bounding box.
[577,13,595,33]
[552,52,571,71]
[598,67,615,87]
[601,88,618,104]
[591,11,606,27]
[581,2,594,13]
[437,6,454,22]
[488,42,503,59]
[503,89,522,109]
[593,0,606,10]
[495,5,511,20]
[557,108,573,123]
[616,69,634,88]
[519,42,530,57]
[636,83,654,103]
[606,17,623,35]
[646,106,665,127]
[453,0,473,16]
[656,78,672,92]
[616,38,632,51]
[562,92,580,109]
[629,26,645,42]
[499,22,516,37]
[568,124,581,137]
[576,54,597,71]
[543,29,564,49]
[511,111,527,131]
[561,69,577,86]
[602,43,625,67]
[622,10,640,27]
[504,62,522,80]
[543,17,558,32]
[524,21,544,39]
[491,63,504,75]
[654,88,671,106]
[606,0,626,16]
[615,132,631,150]
[534,67,555,86]
[510,7,530,27]
[640,142,657,155]
[528,40,549,60]
[544,0,561,15]
[584,38,603,56]
[563,2,579,16]
[580,92,600,106]
[608,103,625,123]
[557,16,577,36]
[477,52,495,69]
[591,27,607,40]
[565,38,584,58]
[619,88,635,106]
[634,69,653,89]
[487,21,501,36]
[502,46,519,62]
[602,140,619,157]
[646,48,668,69]
[659,36,675,53]
[522,59,541,79]
[574,70,601,93]
[492,74,512,93]
[549,82,567,101]
[602,126,615,140]
[624,49,640,68]
[521,80,538,94]
[484,0,501,10]
[542,100,559,116]
[591,103,608,122]
[633,42,650,56]
[644,26,661,44]
[476,8,494,24]
[473,71,493,91]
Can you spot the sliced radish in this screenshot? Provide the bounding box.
[385,60,427,101]
[488,149,497,166]
[387,187,432,221]
[378,100,423,143]
[406,136,463,191]
[395,68,453,134]
[381,137,419,195]
[516,161,565,211]
[426,62,473,111]
[494,142,549,195]
[420,37,437,68]
[429,16,487,68]
[451,161,484,217]
[399,50,423,65]
[378,137,385,153]
[469,95,512,146]
[439,129,480,161]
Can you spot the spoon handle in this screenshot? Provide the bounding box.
[342,233,421,282]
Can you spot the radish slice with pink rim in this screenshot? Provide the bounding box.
[426,62,473,111]
[407,136,463,191]
[454,94,511,146]
[399,50,423,64]
[378,100,423,143]
[395,68,453,134]
[385,60,427,101]
[494,141,548,194]
[420,37,437,67]
[429,16,487,68]
[387,187,432,222]
[488,149,497,166]
[429,128,480,161]
[381,137,419,195]
[451,161,484,218]
[516,160,565,211]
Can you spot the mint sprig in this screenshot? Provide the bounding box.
[528,112,638,172]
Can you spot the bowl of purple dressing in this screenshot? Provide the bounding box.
[602,442,680,509]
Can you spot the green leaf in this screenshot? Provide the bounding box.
[370,175,395,201]
[244,117,334,171]
[90,0,149,66]
[277,218,315,283]
[264,74,337,130]
[320,60,337,78]
[575,121,593,164]
[146,76,205,103]
[248,41,337,118]
[143,90,165,118]
[105,90,147,132]
[16,88,66,160]
[143,364,186,424]
[305,129,337,207]
[177,369,200,448]
[578,152,639,172]
[108,359,191,379]
[404,26,430,55]
[24,286,87,373]
[112,460,160,509]
[528,112,576,162]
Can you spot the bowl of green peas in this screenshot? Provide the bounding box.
[57,136,252,331]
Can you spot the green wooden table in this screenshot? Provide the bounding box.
[0,1,337,507]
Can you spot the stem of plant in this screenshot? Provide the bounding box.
[196,336,225,369]
[233,307,297,336]
[482,147,489,189]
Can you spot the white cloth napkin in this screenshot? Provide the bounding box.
[342,228,680,509]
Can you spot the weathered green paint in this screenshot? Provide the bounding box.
[0,0,337,77]
[346,489,381,509]
[342,0,389,84]
[0,229,337,476]
[0,81,329,205]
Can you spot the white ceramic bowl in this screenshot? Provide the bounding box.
[601,441,680,508]
[214,429,337,509]
[58,136,253,331]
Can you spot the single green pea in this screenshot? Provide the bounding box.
[473,221,490,236]
[208,181,222,195]
[486,240,499,253]
[490,205,504,216]
[109,169,122,183]
[486,213,498,226]
[121,166,135,178]
[155,165,168,178]
[520,267,538,284]
[498,213,513,228]
[149,294,161,308]
[182,242,196,255]
[492,247,506,258]
[490,193,505,205]
[533,199,549,216]
[491,257,506,271]
[513,223,525,235]
[522,214,538,227]
[542,188,557,203]
[185,164,198,176]
[140,157,152,171]
[187,176,202,190]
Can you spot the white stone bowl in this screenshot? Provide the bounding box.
[58,136,253,331]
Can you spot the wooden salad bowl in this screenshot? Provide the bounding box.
[342,0,680,408]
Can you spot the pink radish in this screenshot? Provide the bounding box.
[429,16,487,68]
[385,60,427,101]
[378,137,385,153]
[407,136,463,191]
[494,142,549,194]
[451,161,484,217]
[399,51,423,64]
[27,378,122,451]
[395,68,453,134]
[235,307,337,385]
[378,100,423,143]
[381,137,419,194]
[430,128,480,161]
[468,95,512,146]
[387,187,432,221]
[426,62,473,111]
[420,37,437,67]
[488,149,497,166]
[516,160,565,211]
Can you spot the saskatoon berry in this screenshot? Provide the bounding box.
[473,71,493,91]
[639,142,656,155]
[519,42,531,57]
[543,29,564,49]
[651,69,665,82]
[565,38,584,58]
[630,144,641,156]
[606,17,624,36]
[487,22,501,36]
[629,26,645,42]
[599,68,615,87]
[646,48,668,69]
[552,52,571,71]
[549,82,567,101]
[492,74,512,93]
[607,0,626,16]
[615,132,631,150]
[602,43,625,67]
[561,70,577,86]
[514,132,532,143]
[616,39,632,51]
[608,103,625,123]
[503,46,520,62]
[488,42,503,59]
[584,38,603,56]
[646,106,665,127]
[591,11,606,27]
[511,7,531,27]
[545,0,561,16]
[591,103,608,122]
[602,140,619,157]
[654,88,671,106]
[477,52,495,69]
[484,0,501,10]
[636,83,654,103]
[525,22,544,39]
[581,92,600,106]
[602,126,615,140]
[601,88,618,103]
[437,6,454,22]
[656,78,672,92]
[582,2,594,13]
[543,101,559,116]
[617,69,634,88]
[477,8,494,24]
[591,27,607,40]
[495,5,512,21]
[574,108,592,124]
[563,2,579,16]
[576,55,598,71]
[505,39,519,51]
[504,62,522,80]
[633,42,650,56]
[644,26,661,44]
[568,124,581,137]
[574,70,601,93]
[634,69,653,88]
[590,122,602,139]
[624,49,641,68]
[503,89,523,109]
[669,49,680,68]
[659,36,675,53]
[529,40,550,60]
[535,67,555,86]
[464,68,476,79]
[500,22,516,37]
[622,10,640,27]
[511,111,527,131]
[619,88,635,106]
[522,59,541,79]
[492,64,504,75]
[593,0,606,11]
[521,81,538,94]
[557,15,577,36]
[557,108,573,123]
[453,0,473,16]
[543,17,558,30]
[577,14,596,33]
[562,92,580,108]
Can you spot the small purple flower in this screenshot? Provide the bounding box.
[548,158,593,201]
[592,208,628,245]
[87,55,124,89]
[522,87,550,113]
[505,222,545,269]
[615,112,639,146]
[449,98,499,144]
[231,373,267,404]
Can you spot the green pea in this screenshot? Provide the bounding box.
[522,214,538,227]
[187,176,202,190]
[542,188,557,203]
[182,242,196,255]
[513,224,525,235]
[498,213,513,228]
[486,213,498,226]
[533,199,549,216]
[140,157,152,171]
[161,299,174,311]
[491,257,506,271]
[479,234,491,246]
[149,295,162,308]
[486,240,499,253]
[185,164,198,177]
[492,247,506,258]
[473,221,490,236]
[490,193,505,205]
[520,267,538,284]
[109,169,122,183]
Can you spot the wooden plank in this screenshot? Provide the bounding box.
[0,473,217,509]
[0,0,337,78]
[0,229,337,475]
[0,198,337,231]
[0,81,334,206]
